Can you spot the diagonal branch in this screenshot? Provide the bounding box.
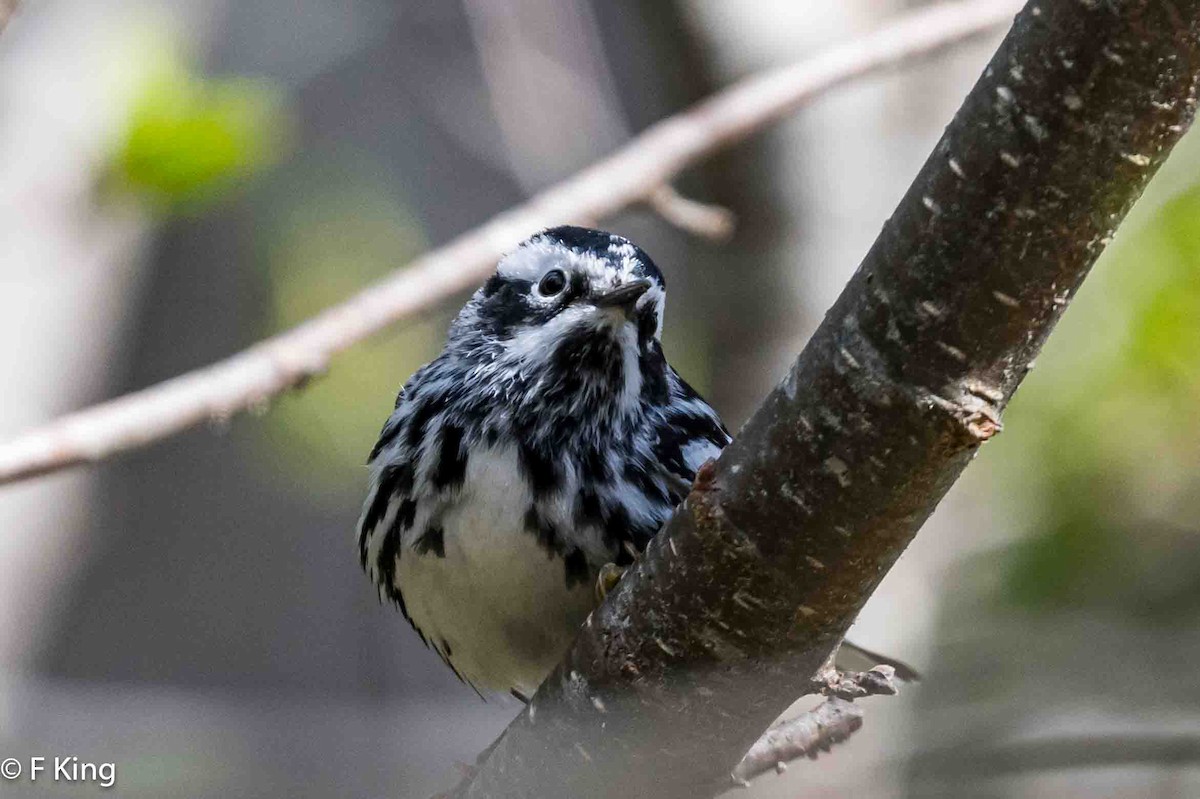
[452,2,1200,797]
[0,0,19,35]
[0,0,1021,485]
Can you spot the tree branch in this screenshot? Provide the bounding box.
[727,663,901,787]
[0,0,1020,485]
[0,0,18,35]
[730,697,864,786]
[646,187,737,242]
[452,3,1200,797]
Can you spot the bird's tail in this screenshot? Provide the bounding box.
[836,640,921,682]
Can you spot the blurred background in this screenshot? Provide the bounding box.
[1,0,1198,797]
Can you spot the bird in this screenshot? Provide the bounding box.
[357,225,916,701]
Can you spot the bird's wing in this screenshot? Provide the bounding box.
[357,366,485,694]
[650,368,732,498]
[357,375,426,612]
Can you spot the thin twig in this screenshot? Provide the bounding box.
[815,664,900,700]
[0,0,1020,485]
[728,665,901,787]
[730,698,864,786]
[647,186,737,241]
[0,0,19,35]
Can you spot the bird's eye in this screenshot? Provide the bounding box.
[537,269,567,297]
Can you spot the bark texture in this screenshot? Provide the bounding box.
[458,2,1200,797]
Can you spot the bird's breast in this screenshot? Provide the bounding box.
[396,443,606,696]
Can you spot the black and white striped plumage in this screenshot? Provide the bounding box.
[357,226,729,698]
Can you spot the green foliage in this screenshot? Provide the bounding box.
[107,36,284,210]
[987,186,1200,620]
[258,183,441,492]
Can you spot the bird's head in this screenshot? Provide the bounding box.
[458,225,665,345]
[449,226,669,418]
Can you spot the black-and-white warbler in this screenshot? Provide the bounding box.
[358,226,914,700]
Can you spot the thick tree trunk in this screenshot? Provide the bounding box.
[455,3,1200,797]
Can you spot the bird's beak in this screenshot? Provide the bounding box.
[593,279,652,317]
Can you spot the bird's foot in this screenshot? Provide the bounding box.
[594,543,641,603]
[594,562,626,603]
